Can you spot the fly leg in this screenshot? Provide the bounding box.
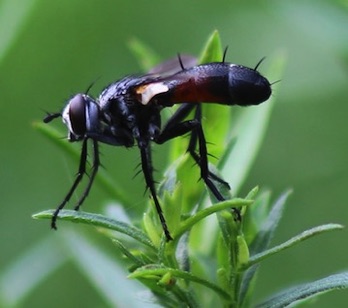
[51,138,89,229]
[150,103,236,239]
[158,103,239,218]
[187,105,240,219]
[158,103,230,195]
[74,139,100,211]
[139,143,172,241]
[186,104,230,200]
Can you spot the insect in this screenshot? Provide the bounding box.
[44,54,272,241]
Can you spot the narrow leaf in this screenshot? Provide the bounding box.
[239,190,291,305]
[257,272,348,308]
[200,31,230,161]
[127,37,161,72]
[250,190,292,255]
[32,210,155,249]
[112,239,146,268]
[246,223,344,269]
[168,30,225,161]
[199,30,223,64]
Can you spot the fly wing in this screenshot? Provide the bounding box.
[148,55,197,76]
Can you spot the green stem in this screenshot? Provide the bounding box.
[174,199,252,240]
[129,267,232,302]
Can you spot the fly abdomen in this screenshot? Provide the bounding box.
[147,62,271,107]
[226,64,272,106]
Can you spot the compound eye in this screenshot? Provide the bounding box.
[68,94,87,136]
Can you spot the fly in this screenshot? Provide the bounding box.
[44,55,272,241]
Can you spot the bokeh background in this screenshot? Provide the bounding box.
[1,0,348,307]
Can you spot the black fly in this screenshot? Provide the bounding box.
[44,55,272,241]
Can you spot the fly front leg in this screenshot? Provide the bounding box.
[74,139,100,211]
[51,138,89,229]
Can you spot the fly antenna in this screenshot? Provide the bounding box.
[43,111,62,123]
[254,57,266,71]
[222,46,229,63]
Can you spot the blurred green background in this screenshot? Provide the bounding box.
[1,0,347,307]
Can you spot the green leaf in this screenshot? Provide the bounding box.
[250,190,292,255]
[246,223,344,269]
[32,210,155,249]
[33,122,132,207]
[257,272,348,308]
[127,37,161,72]
[168,30,225,162]
[199,31,230,162]
[239,190,291,306]
[198,30,223,64]
[236,235,250,269]
[244,186,260,200]
[158,154,203,221]
[112,239,146,268]
[243,189,271,246]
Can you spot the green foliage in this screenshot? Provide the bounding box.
[4,31,346,307]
